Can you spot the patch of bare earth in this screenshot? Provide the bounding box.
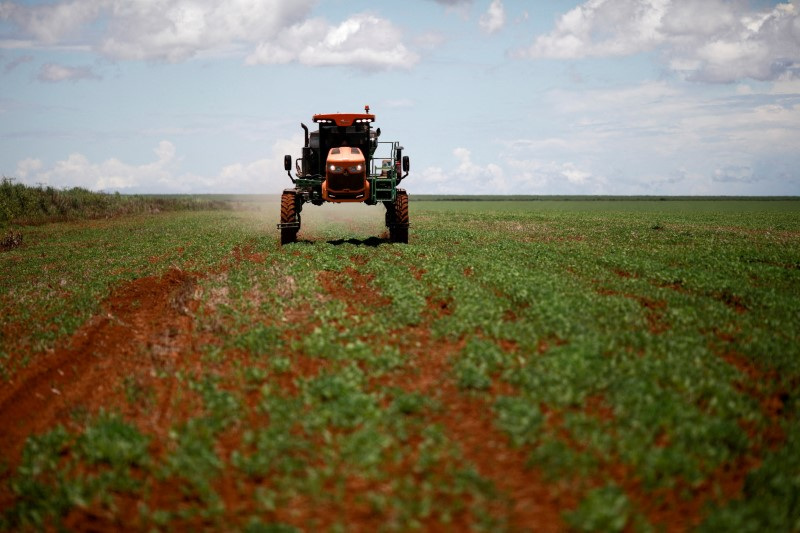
[0,267,201,467]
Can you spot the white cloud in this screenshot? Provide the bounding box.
[502,79,800,193]
[14,157,43,179]
[98,0,314,62]
[1,0,418,70]
[18,140,180,191]
[0,0,105,44]
[517,0,667,59]
[420,147,505,194]
[15,136,304,193]
[245,14,418,70]
[518,0,800,83]
[37,62,99,82]
[479,0,505,35]
[418,147,609,195]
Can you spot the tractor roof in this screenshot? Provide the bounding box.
[313,113,375,127]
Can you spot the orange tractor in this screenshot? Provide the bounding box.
[278,106,410,245]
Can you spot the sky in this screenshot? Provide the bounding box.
[1,0,799,195]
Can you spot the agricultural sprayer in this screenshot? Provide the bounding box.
[278,106,410,244]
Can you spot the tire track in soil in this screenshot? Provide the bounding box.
[0,267,200,467]
[325,259,577,532]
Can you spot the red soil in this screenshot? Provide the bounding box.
[0,267,200,466]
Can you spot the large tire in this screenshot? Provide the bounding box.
[280,191,299,245]
[389,189,409,244]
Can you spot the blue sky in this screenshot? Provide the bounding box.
[1,0,799,195]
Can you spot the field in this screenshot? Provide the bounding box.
[1,198,799,532]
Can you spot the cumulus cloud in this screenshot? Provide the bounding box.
[453,146,505,188]
[98,0,313,62]
[0,0,417,70]
[419,147,610,195]
[421,147,505,193]
[15,136,304,193]
[14,157,43,179]
[479,0,505,35]
[245,14,418,70]
[16,140,180,191]
[37,62,99,82]
[517,0,800,82]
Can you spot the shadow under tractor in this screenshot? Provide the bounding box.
[278,106,410,245]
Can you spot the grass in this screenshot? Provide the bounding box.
[1,198,799,531]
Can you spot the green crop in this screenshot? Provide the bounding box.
[1,198,798,531]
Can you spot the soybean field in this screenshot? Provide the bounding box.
[1,198,799,532]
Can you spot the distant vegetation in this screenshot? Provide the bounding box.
[0,177,231,229]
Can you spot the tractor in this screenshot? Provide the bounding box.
[278,106,410,245]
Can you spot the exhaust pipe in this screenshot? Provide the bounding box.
[301,123,309,147]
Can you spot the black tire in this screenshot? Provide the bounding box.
[389,189,409,244]
[280,191,299,245]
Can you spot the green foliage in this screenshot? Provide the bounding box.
[563,485,632,533]
[0,176,230,228]
[390,390,435,416]
[3,416,150,530]
[301,364,379,429]
[77,411,150,470]
[493,395,543,447]
[162,418,224,504]
[190,375,242,432]
[698,421,800,532]
[454,337,508,390]
[232,395,309,479]
[233,324,284,356]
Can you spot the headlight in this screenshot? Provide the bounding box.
[348,164,363,173]
[329,165,343,173]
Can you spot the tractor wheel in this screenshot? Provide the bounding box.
[389,189,409,244]
[280,191,300,245]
